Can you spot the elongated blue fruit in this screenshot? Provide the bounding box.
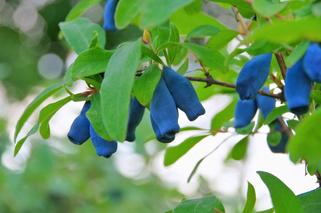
[303,43,321,82]
[256,87,276,119]
[269,121,288,153]
[67,102,91,145]
[103,0,118,31]
[163,67,205,121]
[285,58,312,115]
[150,78,180,143]
[126,98,145,142]
[90,125,117,158]
[234,99,257,128]
[236,53,272,100]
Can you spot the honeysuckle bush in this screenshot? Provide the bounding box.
[13,0,321,212]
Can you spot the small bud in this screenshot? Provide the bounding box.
[142,30,151,44]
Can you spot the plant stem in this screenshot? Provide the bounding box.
[275,52,287,79]
[232,6,248,35]
[187,76,283,99]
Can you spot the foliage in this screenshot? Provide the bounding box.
[10,0,321,212]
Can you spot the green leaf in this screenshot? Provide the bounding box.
[65,0,101,21]
[288,109,321,174]
[298,188,321,212]
[208,0,254,18]
[242,182,256,213]
[184,43,225,71]
[140,0,194,28]
[38,96,72,139]
[14,82,64,142]
[227,137,249,161]
[86,94,112,141]
[258,171,303,213]
[186,25,220,39]
[248,18,321,44]
[59,18,105,54]
[264,105,288,125]
[252,0,287,17]
[115,0,142,29]
[164,135,208,166]
[141,45,164,64]
[101,40,141,141]
[69,48,113,80]
[14,124,39,156]
[168,195,225,213]
[133,65,161,106]
[171,9,227,35]
[285,41,309,67]
[211,97,237,133]
[207,29,238,50]
[312,2,321,17]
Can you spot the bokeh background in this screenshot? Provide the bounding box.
[0,0,318,212]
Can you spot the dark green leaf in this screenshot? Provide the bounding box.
[140,0,194,28]
[187,25,220,39]
[14,82,64,142]
[171,9,227,35]
[242,182,256,213]
[168,195,225,213]
[264,105,288,125]
[66,0,101,21]
[248,18,321,44]
[298,188,321,212]
[164,135,208,166]
[101,40,141,141]
[69,48,113,80]
[38,96,72,139]
[208,0,254,18]
[86,94,112,141]
[227,137,249,161]
[14,124,39,156]
[59,18,105,53]
[252,0,287,17]
[258,171,303,213]
[207,30,238,50]
[211,97,237,133]
[184,43,225,71]
[288,109,321,174]
[115,0,142,29]
[133,65,161,106]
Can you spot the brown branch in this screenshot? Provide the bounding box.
[275,52,287,79]
[187,76,283,99]
[232,6,248,35]
[316,172,321,187]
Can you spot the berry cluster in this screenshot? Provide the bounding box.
[68,67,205,157]
[285,43,321,115]
[234,53,287,153]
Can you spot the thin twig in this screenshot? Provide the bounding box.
[316,172,321,187]
[275,52,287,79]
[187,76,283,99]
[232,6,248,35]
